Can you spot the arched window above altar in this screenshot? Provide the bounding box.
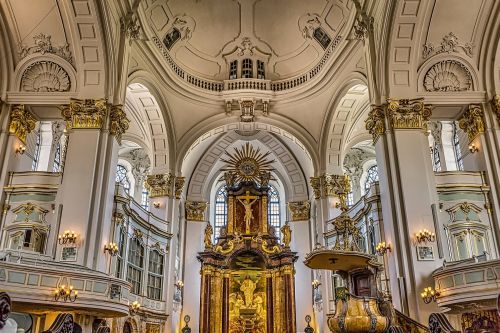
[268,184,281,231]
[214,185,228,240]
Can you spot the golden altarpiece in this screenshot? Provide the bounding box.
[198,143,297,333]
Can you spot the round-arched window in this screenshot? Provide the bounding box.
[116,164,131,194]
[364,165,379,192]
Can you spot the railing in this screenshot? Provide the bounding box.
[428,313,460,333]
[224,78,271,91]
[6,171,61,189]
[395,310,430,333]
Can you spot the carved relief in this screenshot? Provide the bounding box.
[21,61,71,92]
[109,105,130,144]
[18,33,73,64]
[352,15,373,41]
[458,104,484,143]
[239,100,255,122]
[310,177,321,199]
[424,60,472,92]
[127,149,151,185]
[299,13,321,39]
[9,105,37,144]
[288,201,311,221]
[422,32,474,59]
[387,98,432,130]
[174,177,186,199]
[172,15,195,41]
[144,173,174,198]
[121,16,141,41]
[61,99,107,130]
[146,323,161,333]
[185,201,207,221]
[365,105,386,143]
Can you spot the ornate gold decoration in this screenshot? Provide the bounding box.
[185,201,207,221]
[365,104,386,143]
[492,95,500,123]
[174,176,185,199]
[386,98,432,130]
[133,228,143,240]
[145,323,161,333]
[262,239,282,254]
[144,173,173,198]
[113,212,124,224]
[281,224,292,248]
[215,240,235,254]
[221,142,275,184]
[458,104,484,143]
[331,213,361,251]
[310,177,321,199]
[288,201,310,221]
[61,98,107,129]
[204,223,213,250]
[109,104,129,144]
[9,105,37,144]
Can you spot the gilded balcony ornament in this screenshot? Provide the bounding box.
[310,176,321,199]
[386,98,432,130]
[61,98,107,130]
[458,104,484,143]
[288,201,311,221]
[9,105,37,144]
[109,104,130,144]
[185,200,207,221]
[174,176,186,199]
[365,104,386,143]
[144,173,173,198]
[491,95,500,124]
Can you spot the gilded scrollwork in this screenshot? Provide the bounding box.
[108,104,130,144]
[174,176,185,199]
[458,104,484,143]
[144,173,174,198]
[386,98,432,130]
[309,177,321,199]
[9,104,37,144]
[365,104,386,143]
[61,98,107,130]
[288,201,310,221]
[185,201,207,221]
[492,95,500,124]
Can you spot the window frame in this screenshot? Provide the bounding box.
[127,238,145,295]
[147,249,164,300]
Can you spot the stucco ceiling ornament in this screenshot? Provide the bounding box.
[121,16,141,42]
[424,60,472,92]
[21,61,71,92]
[237,37,256,57]
[422,32,474,59]
[128,149,151,185]
[352,15,373,41]
[343,148,372,182]
[172,15,195,41]
[9,104,37,144]
[18,33,73,64]
[298,13,322,40]
[458,104,484,143]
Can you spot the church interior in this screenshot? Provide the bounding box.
[0,0,499,332]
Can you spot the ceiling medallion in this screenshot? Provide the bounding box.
[221,142,275,184]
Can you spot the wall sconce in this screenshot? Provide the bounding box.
[421,287,440,304]
[58,230,77,245]
[375,241,391,256]
[415,229,436,244]
[15,144,26,155]
[104,242,119,256]
[311,279,322,290]
[468,144,479,153]
[54,284,78,302]
[153,201,161,208]
[175,280,184,290]
[130,300,141,314]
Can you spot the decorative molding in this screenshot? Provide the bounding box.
[492,95,500,124]
[288,201,311,221]
[109,105,130,144]
[144,173,174,198]
[310,177,321,199]
[133,228,143,240]
[424,60,472,92]
[121,16,141,42]
[309,174,350,200]
[298,13,321,40]
[343,148,373,184]
[174,176,185,199]
[61,99,107,130]
[239,99,255,122]
[9,104,37,144]
[21,61,71,92]
[458,104,484,143]
[127,149,150,185]
[387,98,432,130]
[352,15,373,41]
[365,104,386,143]
[18,33,73,64]
[113,212,124,225]
[428,121,443,145]
[185,201,207,221]
[422,32,474,59]
[172,15,195,41]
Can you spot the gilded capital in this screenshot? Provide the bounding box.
[9,104,37,144]
[365,104,386,143]
[386,98,432,130]
[459,104,484,143]
[61,98,107,130]
[322,174,350,198]
[109,104,130,144]
[309,177,321,199]
[288,201,311,221]
[174,176,186,199]
[144,173,174,198]
[492,95,500,124]
[185,201,207,221]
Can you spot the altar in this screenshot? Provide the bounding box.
[197,143,297,333]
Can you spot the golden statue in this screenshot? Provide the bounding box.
[237,191,259,234]
[204,223,213,249]
[281,223,292,248]
[237,275,258,307]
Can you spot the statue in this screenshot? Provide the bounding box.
[204,223,213,250]
[237,275,258,307]
[281,223,292,248]
[237,191,259,234]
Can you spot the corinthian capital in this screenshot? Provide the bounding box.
[386,98,432,130]
[185,201,207,221]
[144,173,174,198]
[61,98,107,129]
[174,176,186,199]
[288,201,311,221]
[109,104,130,144]
[459,104,484,143]
[492,95,500,124]
[365,104,386,143]
[9,105,37,144]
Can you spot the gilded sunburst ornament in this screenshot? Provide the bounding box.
[221,142,275,184]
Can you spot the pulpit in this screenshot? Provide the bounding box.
[198,143,297,333]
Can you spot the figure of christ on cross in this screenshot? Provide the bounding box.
[237,191,259,234]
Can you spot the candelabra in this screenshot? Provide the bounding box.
[421,287,440,304]
[104,242,119,256]
[415,229,436,244]
[15,144,26,155]
[54,285,78,302]
[311,279,322,290]
[375,241,391,256]
[58,230,77,245]
[130,300,141,314]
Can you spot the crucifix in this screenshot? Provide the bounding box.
[237,191,259,234]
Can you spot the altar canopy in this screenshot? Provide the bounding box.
[198,144,297,333]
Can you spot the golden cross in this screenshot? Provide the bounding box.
[237,191,258,202]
